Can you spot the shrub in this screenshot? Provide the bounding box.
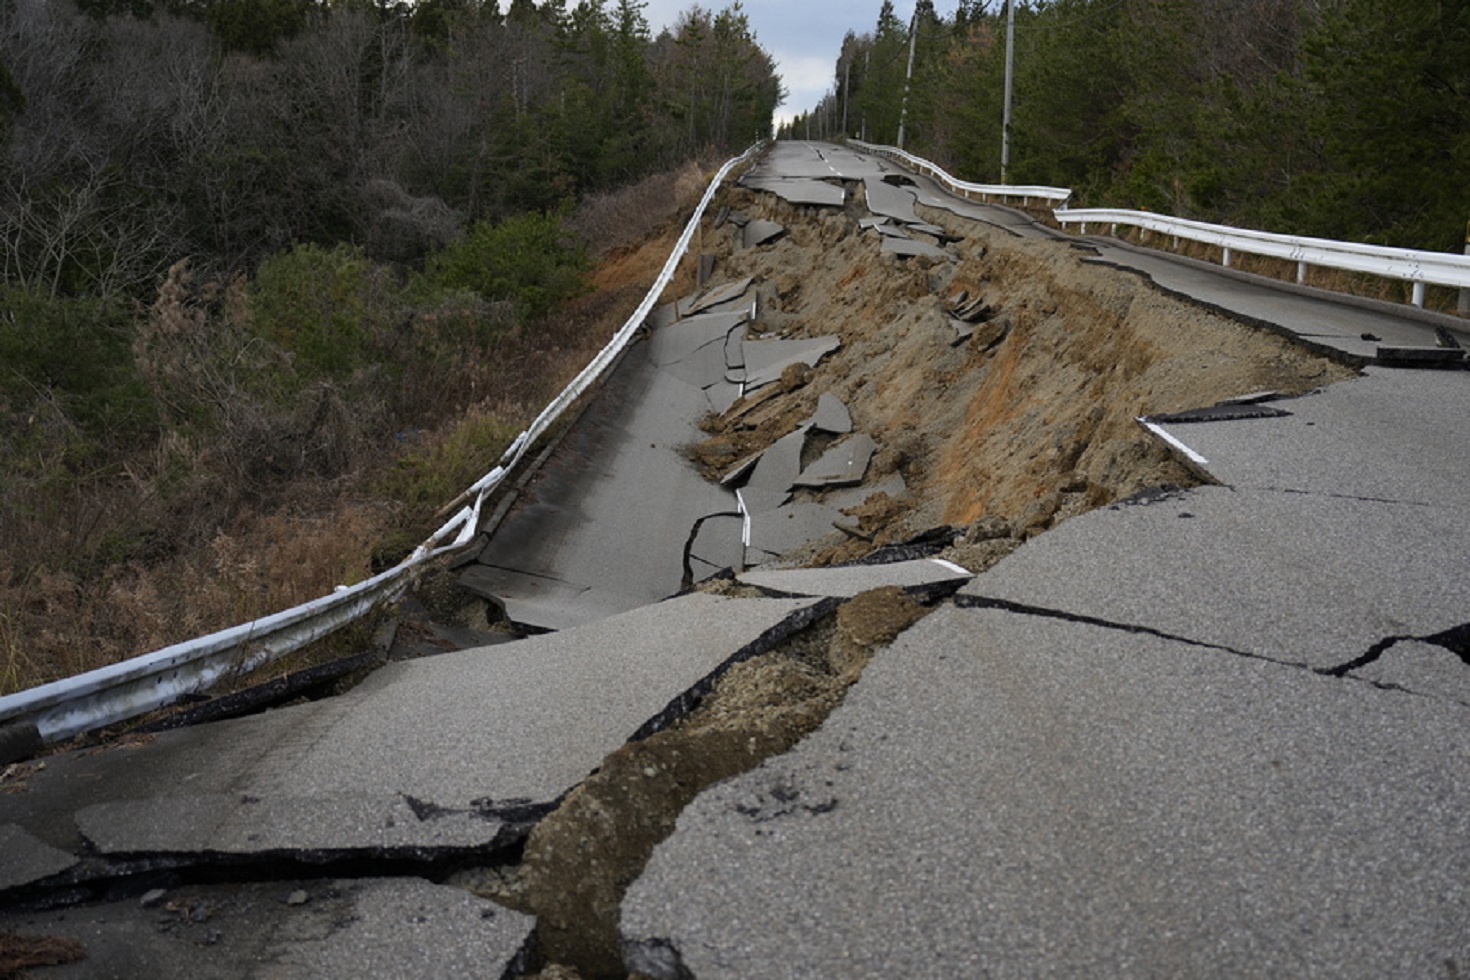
[425,210,591,321]
[249,243,402,382]
[0,285,156,450]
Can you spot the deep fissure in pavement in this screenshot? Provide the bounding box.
[495,586,936,978]
[1322,621,1470,677]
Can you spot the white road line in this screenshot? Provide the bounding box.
[929,558,973,576]
[1139,419,1209,465]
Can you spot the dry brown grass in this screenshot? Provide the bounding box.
[0,160,713,698]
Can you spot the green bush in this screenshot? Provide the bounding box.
[0,286,156,448]
[425,211,590,321]
[249,243,403,382]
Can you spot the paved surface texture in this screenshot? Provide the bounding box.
[0,878,533,979]
[624,604,1470,978]
[459,316,743,631]
[620,142,1470,978]
[0,594,815,872]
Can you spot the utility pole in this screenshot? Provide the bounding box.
[862,48,871,141]
[897,10,918,148]
[1002,0,1015,183]
[842,58,851,137]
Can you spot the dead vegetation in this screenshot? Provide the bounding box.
[0,162,716,696]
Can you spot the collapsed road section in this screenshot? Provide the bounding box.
[3,141,1466,977]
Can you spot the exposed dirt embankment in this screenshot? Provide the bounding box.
[696,185,1355,566]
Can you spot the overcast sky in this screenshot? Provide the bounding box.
[639,1,956,130]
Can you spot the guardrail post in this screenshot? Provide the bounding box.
[1222,246,1233,268]
[1296,261,1307,284]
[1460,220,1470,316]
[1412,281,1426,308]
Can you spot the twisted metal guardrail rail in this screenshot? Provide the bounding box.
[0,141,767,746]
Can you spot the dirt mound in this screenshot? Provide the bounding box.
[694,185,1355,566]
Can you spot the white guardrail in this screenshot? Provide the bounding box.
[1055,208,1470,308]
[849,138,1071,208]
[0,141,767,745]
[854,139,1470,309]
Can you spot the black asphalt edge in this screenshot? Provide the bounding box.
[133,650,383,734]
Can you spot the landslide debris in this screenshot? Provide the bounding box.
[689,182,1357,569]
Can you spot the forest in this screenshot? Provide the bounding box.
[0,0,780,690]
[783,0,1470,257]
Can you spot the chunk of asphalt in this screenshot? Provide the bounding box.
[11,594,818,865]
[621,604,1470,978]
[743,428,808,494]
[736,559,972,598]
[678,277,754,317]
[950,318,975,346]
[735,485,792,518]
[0,824,78,889]
[742,220,787,249]
[807,393,852,434]
[822,472,908,513]
[740,336,842,391]
[740,176,846,208]
[746,502,847,565]
[862,177,922,224]
[793,434,876,489]
[647,312,750,371]
[961,484,1470,671]
[881,237,952,260]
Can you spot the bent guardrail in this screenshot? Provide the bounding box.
[849,138,1071,208]
[0,141,767,745]
[1056,208,1470,308]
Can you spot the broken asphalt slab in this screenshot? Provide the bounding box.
[622,603,1470,979]
[737,175,847,208]
[0,877,534,980]
[793,433,876,488]
[964,368,1470,680]
[0,593,817,879]
[739,335,841,391]
[736,558,971,598]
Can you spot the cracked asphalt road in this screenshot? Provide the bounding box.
[619,144,1470,978]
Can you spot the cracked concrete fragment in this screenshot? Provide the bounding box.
[743,427,808,493]
[794,434,876,488]
[746,502,847,565]
[678,278,754,317]
[0,824,78,889]
[881,237,952,260]
[741,336,842,391]
[808,393,852,434]
[742,220,787,249]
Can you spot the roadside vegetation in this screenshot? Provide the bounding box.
[786,0,1470,263]
[0,0,778,693]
